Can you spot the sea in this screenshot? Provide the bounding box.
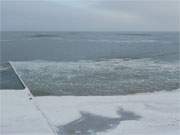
[0,31,179,96]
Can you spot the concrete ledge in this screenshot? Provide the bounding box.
[0,63,55,135]
[0,90,55,135]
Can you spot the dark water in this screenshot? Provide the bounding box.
[0,32,179,95]
[1,31,179,62]
[0,63,25,89]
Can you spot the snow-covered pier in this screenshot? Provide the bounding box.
[0,63,55,135]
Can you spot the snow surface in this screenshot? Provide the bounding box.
[0,89,54,135]
[35,89,180,135]
[1,89,179,135]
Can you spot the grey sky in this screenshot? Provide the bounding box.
[1,0,180,31]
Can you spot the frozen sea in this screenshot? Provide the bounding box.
[0,31,180,135]
[1,31,179,96]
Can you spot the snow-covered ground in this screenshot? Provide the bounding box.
[0,89,55,135]
[1,89,179,135]
[35,89,180,135]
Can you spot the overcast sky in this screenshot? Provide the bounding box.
[1,0,180,31]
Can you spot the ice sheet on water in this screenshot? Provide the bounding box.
[12,58,180,96]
